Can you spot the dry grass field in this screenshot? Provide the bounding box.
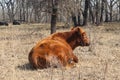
[0,22,120,80]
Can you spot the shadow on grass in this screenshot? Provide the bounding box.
[17,63,36,71]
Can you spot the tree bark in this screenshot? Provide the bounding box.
[51,0,58,34]
[0,2,5,21]
[95,0,100,26]
[109,0,113,21]
[71,12,78,27]
[78,12,81,26]
[89,3,95,24]
[119,1,120,21]
[100,0,104,22]
[105,0,109,22]
[83,0,90,26]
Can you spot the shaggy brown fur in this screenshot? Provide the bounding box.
[28,27,90,69]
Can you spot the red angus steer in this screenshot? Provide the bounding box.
[28,27,90,69]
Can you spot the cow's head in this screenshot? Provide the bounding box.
[71,27,90,46]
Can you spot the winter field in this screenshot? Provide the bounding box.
[0,22,120,80]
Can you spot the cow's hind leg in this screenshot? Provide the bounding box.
[28,49,50,69]
[71,53,78,63]
[57,54,76,69]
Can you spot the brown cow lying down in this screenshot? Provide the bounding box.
[28,27,90,69]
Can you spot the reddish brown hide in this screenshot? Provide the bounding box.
[28,27,90,69]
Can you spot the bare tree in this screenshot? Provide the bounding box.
[95,0,101,26]
[83,0,90,26]
[118,0,120,21]
[0,1,5,21]
[89,1,95,24]
[51,0,59,34]
[4,0,15,22]
[100,0,105,22]
[104,0,109,22]
[71,12,78,27]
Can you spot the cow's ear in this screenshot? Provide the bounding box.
[71,27,79,31]
[70,27,74,30]
[71,27,81,35]
[74,27,80,33]
[71,27,85,35]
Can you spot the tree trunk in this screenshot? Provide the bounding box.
[109,1,113,21]
[72,12,78,27]
[0,3,5,21]
[105,0,109,22]
[78,12,81,26]
[5,0,15,22]
[83,0,90,26]
[119,1,120,21]
[105,10,109,22]
[51,0,58,34]
[100,0,104,22]
[118,0,120,21]
[89,3,95,24]
[26,3,29,23]
[20,8,22,21]
[22,0,25,22]
[95,0,100,26]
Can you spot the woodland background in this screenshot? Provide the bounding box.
[0,0,120,25]
[0,0,120,80]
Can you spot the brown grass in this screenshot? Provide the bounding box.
[0,22,120,80]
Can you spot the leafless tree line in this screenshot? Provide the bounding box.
[0,0,120,25]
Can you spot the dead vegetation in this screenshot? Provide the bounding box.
[0,22,120,80]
